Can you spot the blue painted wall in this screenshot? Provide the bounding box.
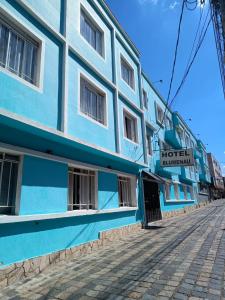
[0,0,62,129]
[20,156,68,215]
[98,172,119,210]
[0,210,140,267]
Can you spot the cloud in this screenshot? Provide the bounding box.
[137,0,159,5]
[169,1,178,10]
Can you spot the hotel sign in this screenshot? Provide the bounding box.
[160,149,194,167]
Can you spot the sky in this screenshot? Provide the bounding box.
[105,0,225,175]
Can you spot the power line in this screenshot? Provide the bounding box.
[169,14,212,107]
[154,0,186,137]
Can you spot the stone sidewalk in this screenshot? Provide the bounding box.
[1,200,225,300]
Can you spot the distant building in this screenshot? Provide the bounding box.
[207,153,224,199]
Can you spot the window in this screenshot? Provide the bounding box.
[177,126,184,140]
[174,183,179,199]
[142,89,148,109]
[185,134,190,148]
[124,111,138,143]
[68,167,96,210]
[165,183,170,200]
[165,117,172,130]
[156,104,164,125]
[146,133,152,155]
[80,77,106,125]
[118,176,133,207]
[183,185,188,200]
[0,153,19,215]
[121,56,134,89]
[0,16,39,85]
[160,140,170,151]
[80,9,104,56]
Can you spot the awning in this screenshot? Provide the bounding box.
[142,170,165,183]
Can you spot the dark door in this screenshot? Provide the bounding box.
[144,180,162,223]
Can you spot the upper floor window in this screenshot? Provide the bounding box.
[0,16,39,86]
[121,56,135,89]
[68,167,96,210]
[142,89,148,109]
[160,140,170,151]
[80,9,104,57]
[118,176,135,207]
[80,76,106,126]
[0,152,19,215]
[165,117,172,130]
[185,134,190,147]
[174,183,179,199]
[156,104,164,125]
[124,110,138,143]
[146,133,152,156]
[165,183,170,200]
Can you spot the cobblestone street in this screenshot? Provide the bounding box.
[1,200,225,300]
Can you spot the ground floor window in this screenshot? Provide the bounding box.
[118,176,133,207]
[0,153,19,215]
[174,183,179,199]
[165,183,171,200]
[183,185,188,200]
[68,167,96,210]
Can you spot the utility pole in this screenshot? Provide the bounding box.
[210,0,225,99]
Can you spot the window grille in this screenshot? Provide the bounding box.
[118,176,132,207]
[124,111,138,143]
[0,153,19,215]
[80,10,103,56]
[68,167,96,210]
[121,57,134,89]
[80,77,106,125]
[0,16,39,85]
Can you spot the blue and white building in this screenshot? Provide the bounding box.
[0,0,211,274]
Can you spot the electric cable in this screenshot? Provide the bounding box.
[169,13,212,107]
[153,0,186,138]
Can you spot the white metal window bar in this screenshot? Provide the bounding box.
[0,16,39,85]
[0,153,19,215]
[68,167,96,210]
[80,77,106,125]
[118,176,132,207]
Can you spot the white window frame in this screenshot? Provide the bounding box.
[123,109,139,144]
[174,183,179,199]
[78,72,108,128]
[142,89,148,109]
[146,132,152,156]
[68,166,97,211]
[0,152,22,215]
[183,185,188,200]
[120,54,135,90]
[79,5,105,59]
[165,116,172,130]
[164,183,171,200]
[155,103,164,126]
[0,8,44,91]
[118,175,136,207]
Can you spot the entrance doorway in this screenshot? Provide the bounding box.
[143,179,162,223]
